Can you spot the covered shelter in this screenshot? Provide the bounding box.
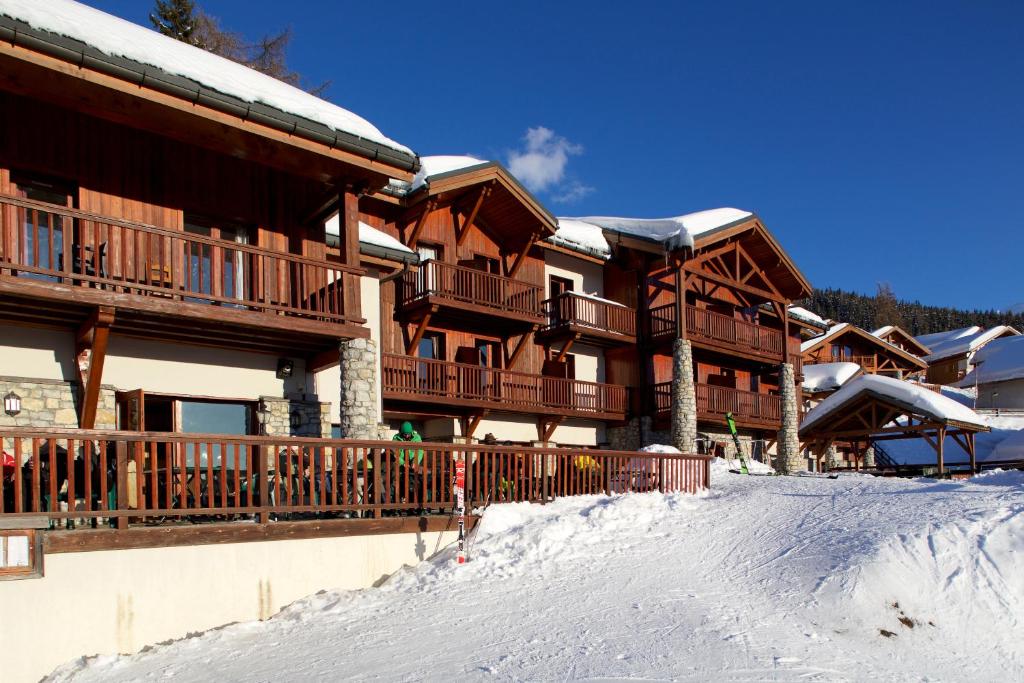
[800,375,989,474]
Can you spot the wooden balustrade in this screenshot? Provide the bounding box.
[0,195,362,324]
[401,260,543,318]
[0,428,711,528]
[382,353,628,418]
[541,292,636,338]
[653,382,782,425]
[805,355,876,371]
[650,303,785,358]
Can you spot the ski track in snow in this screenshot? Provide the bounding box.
[49,467,1024,682]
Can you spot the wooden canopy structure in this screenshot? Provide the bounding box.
[799,386,989,474]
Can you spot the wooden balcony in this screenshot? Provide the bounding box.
[382,353,628,420]
[0,195,365,353]
[398,260,543,331]
[805,354,877,373]
[649,304,785,363]
[654,381,782,429]
[536,292,636,347]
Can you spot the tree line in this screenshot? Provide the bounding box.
[798,284,1024,336]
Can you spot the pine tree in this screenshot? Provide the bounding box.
[873,282,904,330]
[150,0,198,45]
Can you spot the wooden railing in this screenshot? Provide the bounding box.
[541,292,636,337]
[0,195,362,324]
[0,429,711,528]
[806,354,876,371]
[382,353,628,417]
[654,382,782,424]
[400,260,543,318]
[649,304,784,358]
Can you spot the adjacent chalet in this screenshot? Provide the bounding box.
[801,323,928,379]
[957,334,1024,410]
[916,325,1021,384]
[872,325,931,357]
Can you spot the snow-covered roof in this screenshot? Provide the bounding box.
[547,219,612,259]
[957,334,1024,386]
[800,323,850,353]
[789,305,829,328]
[915,326,981,350]
[326,214,415,262]
[0,0,413,158]
[872,325,894,338]
[922,326,1021,363]
[408,155,490,191]
[802,362,862,394]
[567,208,753,252]
[801,374,987,433]
[801,323,927,367]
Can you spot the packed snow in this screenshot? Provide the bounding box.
[921,325,1021,363]
[802,374,988,432]
[788,305,829,328]
[51,472,1024,681]
[0,0,412,155]
[958,334,1024,386]
[802,362,862,394]
[409,155,489,191]
[548,219,611,259]
[324,215,415,256]
[570,208,753,251]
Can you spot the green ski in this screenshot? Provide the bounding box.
[725,412,749,474]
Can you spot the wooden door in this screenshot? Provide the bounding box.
[116,389,145,431]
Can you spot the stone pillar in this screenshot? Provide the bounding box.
[864,445,876,468]
[338,337,379,440]
[671,338,697,453]
[776,362,804,473]
[825,444,839,471]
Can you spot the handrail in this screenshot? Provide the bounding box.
[400,260,543,317]
[653,381,782,422]
[382,353,628,415]
[541,291,636,337]
[649,303,784,357]
[0,195,361,323]
[0,428,711,528]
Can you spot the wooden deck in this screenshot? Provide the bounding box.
[382,353,628,420]
[650,304,786,362]
[536,292,636,347]
[0,195,366,351]
[0,429,711,535]
[653,381,783,429]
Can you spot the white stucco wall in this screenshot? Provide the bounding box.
[1,529,458,683]
[0,325,75,380]
[543,251,604,296]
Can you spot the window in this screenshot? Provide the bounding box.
[550,275,574,299]
[11,172,75,281]
[180,400,254,470]
[417,332,446,389]
[0,530,42,580]
[183,214,250,303]
[416,243,442,294]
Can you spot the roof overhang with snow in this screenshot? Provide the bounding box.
[922,326,1021,364]
[801,324,928,370]
[0,1,418,183]
[872,325,932,356]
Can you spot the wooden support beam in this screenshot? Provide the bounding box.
[937,426,946,474]
[461,411,488,441]
[554,334,579,363]
[308,347,341,373]
[341,189,362,320]
[674,267,686,340]
[506,233,536,279]
[76,306,115,429]
[404,199,436,250]
[405,307,436,356]
[504,328,535,371]
[683,265,779,303]
[538,416,564,444]
[455,186,491,247]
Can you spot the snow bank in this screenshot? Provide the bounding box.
[1,0,411,155]
[570,208,753,251]
[802,374,987,432]
[803,362,862,394]
[548,218,611,258]
[959,334,1024,386]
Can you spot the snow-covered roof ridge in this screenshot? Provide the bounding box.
[407,155,490,191]
[915,326,981,349]
[801,322,927,366]
[0,0,413,158]
[801,374,988,433]
[788,305,829,328]
[922,325,1021,363]
[569,208,754,251]
[325,214,415,262]
[957,334,1024,387]
[802,362,862,394]
[547,218,611,259]
[800,323,850,353]
[872,325,894,337]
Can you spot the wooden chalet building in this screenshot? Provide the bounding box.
[916,325,1021,385]
[801,323,928,379]
[872,325,931,357]
[0,3,417,443]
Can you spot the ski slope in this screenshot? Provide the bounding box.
[51,464,1024,682]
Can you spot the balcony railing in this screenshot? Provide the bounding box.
[806,354,876,372]
[0,428,710,528]
[649,304,784,359]
[0,195,362,324]
[382,353,627,418]
[400,260,543,319]
[540,292,636,338]
[654,382,782,425]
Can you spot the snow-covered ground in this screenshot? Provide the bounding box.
[51,465,1024,682]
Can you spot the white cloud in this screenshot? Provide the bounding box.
[507,126,586,196]
[551,181,595,204]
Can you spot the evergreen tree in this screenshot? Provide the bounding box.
[150,0,198,45]
[873,282,904,330]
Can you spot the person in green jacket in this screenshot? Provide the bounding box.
[392,422,425,512]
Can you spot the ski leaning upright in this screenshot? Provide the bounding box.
[454,453,466,564]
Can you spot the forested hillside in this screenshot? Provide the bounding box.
[798,285,1024,336]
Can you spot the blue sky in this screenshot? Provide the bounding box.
[89,1,1023,310]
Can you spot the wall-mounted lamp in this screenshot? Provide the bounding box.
[289,410,303,429]
[276,358,295,379]
[4,391,21,417]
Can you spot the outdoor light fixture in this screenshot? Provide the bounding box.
[276,358,295,379]
[289,410,303,429]
[256,399,271,435]
[4,391,21,417]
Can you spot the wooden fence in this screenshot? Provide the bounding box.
[0,429,711,529]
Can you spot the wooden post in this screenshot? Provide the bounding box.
[115,440,129,529]
[373,448,383,519]
[256,445,269,524]
[341,189,362,321]
[936,426,946,475]
[968,432,977,473]
[673,260,686,340]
